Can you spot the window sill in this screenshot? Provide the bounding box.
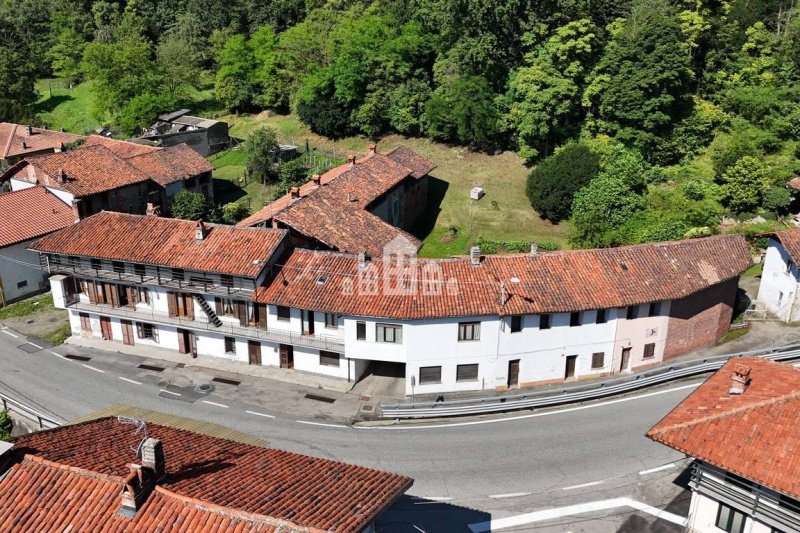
[418,382,442,386]
[457,339,480,342]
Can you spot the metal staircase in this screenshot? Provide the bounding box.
[194,294,223,327]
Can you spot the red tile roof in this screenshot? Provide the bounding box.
[647,358,800,500]
[31,211,287,278]
[6,145,153,197]
[83,134,160,158]
[126,144,214,186]
[385,146,437,178]
[770,229,800,265]
[0,187,74,247]
[7,417,412,532]
[0,123,83,160]
[256,234,751,318]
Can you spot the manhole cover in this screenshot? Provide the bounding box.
[359,395,371,401]
[194,383,214,394]
[361,404,374,412]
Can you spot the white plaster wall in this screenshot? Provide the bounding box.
[343,316,408,364]
[0,241,48,302]
[613,302,671,373]
[687,490,771,533]
[292,346,352,380]
[757,239,800,321]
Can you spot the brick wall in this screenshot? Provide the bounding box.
[663,277,739,360]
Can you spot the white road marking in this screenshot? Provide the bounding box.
[639,463,677,476]
[245,410,275,419]
[562,480,605,491]
[160,389,181,396]
[27,342,43,349]
[488,492,531,499]
[2,330,18,338]
[118,377,142,385]
[418,496,453,502]
[81,364,105,373]
[296,420,348,429]
[49,350,67,360]
[202,400,229,408]
[357,383,702,430]
[468,496,686,532]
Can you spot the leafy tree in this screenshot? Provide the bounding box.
[762,186,792,216]
[117,92,176,134]
[214,33,255,112]
[709,126,759,179]
[156,35,201,95]
[244,126,281,183]
[49,26,87,83]
[296,69,352,139]
[0,11,37,122]
[571,175,647,247]
[171,189,208,220]
[221,202,251,224]
[721,155,769,214]
[0,409,12,440]
[425,75,499,148]
[526,142,600,222]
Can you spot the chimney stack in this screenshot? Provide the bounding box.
[57,168,67,183]
[71,199,81,223]
[347,154,356,167]
[195,220,207,241]
[290,186,300,199]
[470,246,481,266]
[311,174,321,186]
[530,242,538,256]
[145,202,160,216]
[141,438,166,480]
[729,363,751,395]
[357,252,367,269]
[21,141,28,149]
[25,125,32,136]
[368,144,377,155]
[498,281,508,305]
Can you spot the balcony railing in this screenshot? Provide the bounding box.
[691,462,800,533]
[64,296,344,352]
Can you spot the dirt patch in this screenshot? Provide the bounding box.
[2,308,69,340]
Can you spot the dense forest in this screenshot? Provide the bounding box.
[1,0,799,247]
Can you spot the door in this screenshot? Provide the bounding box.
[248,340,262,365]
[302,310,315,335]
[565,355,578,380]
[177,329,190,354]
[121,320,134,346]
[507,359,520,388]
[189,333,197,358]
[619,348,631,373]
[100,316,113,340]
[279,344,294,369]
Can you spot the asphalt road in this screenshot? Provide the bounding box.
[0,328,692,530]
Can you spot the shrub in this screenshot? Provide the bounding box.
[0,410,12,440]
[762,186,792,215]
[170,189,208,220]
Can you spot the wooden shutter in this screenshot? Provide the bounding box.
[167,292,178,317]
[136,322,144,338]
[255,303,267,327]
[178,330,187,353]
[126,287,136,308]
[152,326,159,343]
[185,294,194,320]
[109,284,120,308]
[87,281,97,304]
[215,297,222,315]
[237,301,247,327]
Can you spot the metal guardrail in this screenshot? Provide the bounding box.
[0,393,62,430]
[380,344,800,419]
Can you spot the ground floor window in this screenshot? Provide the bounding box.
[419,366,442,384]
[715,503,746,533]
[319,350,340,367]
[591,352,605,369]
[643,343,656,359]
[456,364,479,382]
[224,336,236,354]
[136,322,158,342]
[79,313,91,332]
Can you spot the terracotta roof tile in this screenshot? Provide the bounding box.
[770,229,800,265]
[0,123,83,160]
[0,187,74,247]
[30,212,287,278]
[385,146,437,178]
[256,234,752,318]
[126,144,214,186]
[647,358,800,500]
[83,135,160,158]
[9,417,412,532]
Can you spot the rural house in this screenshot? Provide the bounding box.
[138,109,230,156]
[0,123,83,167]
[648,358,800,533]
[756,229,800,322]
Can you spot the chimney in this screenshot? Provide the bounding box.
[145,202,160,216]
[119,464,152,516]
[290,186,300,199]
[57,168,67,183]
[71,199,81,223]
[195,220,207,241]
[729,364,751,395]
[140,438,166,480]
[498,281,508,305]
[530,243,538,255]
[347,154,356,167]
[25,125,32,136]
[311,174,321,186]
[357,252,367,269]
[21,141,28,149]
[368,143,377,155]
[470,246,481,266]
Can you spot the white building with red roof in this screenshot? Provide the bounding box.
[756,229,800,322]
[648,358,800,533]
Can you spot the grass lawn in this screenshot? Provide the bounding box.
[0,294,54,319]
[34,80,98,134]
[209,148,279,209]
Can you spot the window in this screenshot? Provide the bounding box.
[137,287,150,305]
[79,313,91,332]
[356,321,366,340]
[67,256,80,268]
[570,312,581,327]
[456,364,479,382]
[137,322,158,342]
[218,298,237,317]
[539,314,551,330]
[643,343,656,359]
[458,322,481,341]
[224,337,236,354]
[277,306,291,321]
[626,305,639,320]
[50,255,61,267]
[591,352,605,369]
[112,261,125,273]
[16,280,27,289]
[648,301,661,317]
[419,366,442,384]
[787,259,794,274]
[171,268,184,281]
[324,313,338,328]
[134,264,145,276]
[596,309,607,324]
[510,315,522,333]
[319,350,340,367]
[376,323,402,343]
[91,258,102,270]
[220,274,234,288]
[715,503,746,533]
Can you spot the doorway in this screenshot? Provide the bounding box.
[248,340,262,365]
[100,316,113,341]
[177,329,191,354]
[507,359,520,388]
[279,344,294,369]
[302,310,315,335]
[121,320,134,346]
[565,355,578,380]
[620,347,631,373]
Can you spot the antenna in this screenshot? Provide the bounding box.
[117,416,149,458]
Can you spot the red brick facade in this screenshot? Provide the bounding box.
[663,277,739,360]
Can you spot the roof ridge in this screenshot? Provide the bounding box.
[650,389,800,437]
[2,123,16,158]
[22,453,126,484]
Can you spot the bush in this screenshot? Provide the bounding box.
[244,126,281,184]
[170,189,208,220]
[721,156,769,214]
[0,410,12,440]
[526,142,600,222]
[220,202,251,225]
[424,75,500,148]
[762,186,792,215]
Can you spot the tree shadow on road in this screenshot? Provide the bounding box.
[376,495,491,532]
